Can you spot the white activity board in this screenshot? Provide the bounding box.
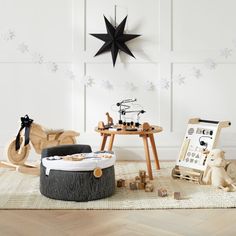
[176,119,231,171]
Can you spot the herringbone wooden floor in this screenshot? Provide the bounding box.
[0,209,236,236]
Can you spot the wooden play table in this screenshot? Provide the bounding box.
[95,125,163,180]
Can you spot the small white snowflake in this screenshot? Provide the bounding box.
[204,58,217,70]
[17,43,29,54]
[101,80,113,90]
[220,48,232,59]
[161,78,170,90]
[192,67,202,79]
[82,76,94,87]
[8,30,15,40]
[31,52,44,64]
[125,82,137,91]
[2,30,16,41]
[176,74,185,85]
[145,81,156,91]
[48,62,58,72]
[66,70,76,80]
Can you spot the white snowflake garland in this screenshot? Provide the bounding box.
[161,78,170,90]
[192,67,202,79]
[82,75,94,87]
[204,58,217,70]
[31,52,44,64]
[1,30,16,41]
[66,70,77,80]
[17,43,29,53]
[220,48,232,59]
[176,74,185,85]
[145,81,156,91]
[48,62,59,73]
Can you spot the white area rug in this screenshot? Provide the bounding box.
[0,161,236,209]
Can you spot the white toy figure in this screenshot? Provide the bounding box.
[203,149,236,191]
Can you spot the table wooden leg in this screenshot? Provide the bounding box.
[149,134,160,170]
[108,134,115,151]
[100,135,108,151]
[142,135,153,180]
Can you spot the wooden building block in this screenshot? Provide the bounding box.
[129,182,137,190]
[145,183,154,192]
[135,176,141,181]
[174,192,181,200]
[140,176,146,184]
[139,170,146,178]
[137,182,145,190]
[158,188,168,197]
[117,179,125,187]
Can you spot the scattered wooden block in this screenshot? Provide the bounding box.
[129,182,137,190]
[158,188,168,197]
[145,183,154,192]
[137,182,145,190]
[117,179,125,187]
[140,176,146,184]
[174,192,181,200]
[135,176,141,181]
[139,170,146,178]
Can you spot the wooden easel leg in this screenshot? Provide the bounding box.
[108,134,115,151]
[149,134,160,170]
[100,135,108,151]
[142,135,153,180]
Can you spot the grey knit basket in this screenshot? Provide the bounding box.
[40,145,115,202]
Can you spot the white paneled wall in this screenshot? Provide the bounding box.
[0,0,236,161]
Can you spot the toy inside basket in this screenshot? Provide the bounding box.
[172,118,231,184]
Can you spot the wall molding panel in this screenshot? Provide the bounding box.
[0,0,236,161]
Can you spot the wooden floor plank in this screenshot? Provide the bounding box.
[1,210,236,236]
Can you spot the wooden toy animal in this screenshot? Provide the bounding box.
[141,122,151,131]
[7,115,79,165]
[203,149,236,191]
[106,112,114,126]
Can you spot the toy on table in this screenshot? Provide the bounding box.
[0,115,79,175]
[106,112,114,126]
[116,98,145,129]
[98,121,105,130]
[202,149,236,191]
[172,118,231,184]
[97,98,157,132]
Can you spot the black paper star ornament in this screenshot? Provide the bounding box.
[90,15,141,67]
